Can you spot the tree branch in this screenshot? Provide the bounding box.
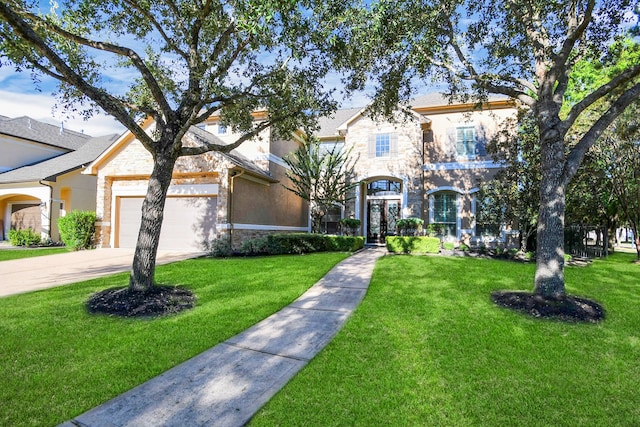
[121,0,189,61]
[563,81,640,185]
[15,6,173,117]
[563,63,640,131]
[0,2,154,147]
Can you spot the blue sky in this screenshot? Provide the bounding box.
[0,65,127,136]
[0,61,377,137]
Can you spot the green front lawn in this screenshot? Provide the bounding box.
[251,253,640,426]
[0,252,349,427]
[0,247,68,261]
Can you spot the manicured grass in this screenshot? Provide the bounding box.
[0,252,349,427]
[251,253,640,426]
[0,247,68,261]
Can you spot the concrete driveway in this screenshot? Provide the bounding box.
[0,248,205,297]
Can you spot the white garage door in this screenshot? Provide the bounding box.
[117,196,217,251]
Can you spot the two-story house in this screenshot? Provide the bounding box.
[0,116,117,242]
[80,92,517,252]
[317,93,517,246]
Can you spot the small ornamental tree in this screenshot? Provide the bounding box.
[282,135,358,233]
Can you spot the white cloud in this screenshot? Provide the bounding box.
[0,89,125,136]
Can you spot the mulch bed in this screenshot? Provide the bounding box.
[491,291,605,323]
[87,285,196,318]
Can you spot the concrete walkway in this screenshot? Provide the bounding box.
[58,246,385,427]
[0,248,205,297]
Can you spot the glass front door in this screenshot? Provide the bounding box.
[367,199,400,243]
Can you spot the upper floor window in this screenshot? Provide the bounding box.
[456,126,475,157]
[376,133,390,157]
[368,132,398,158]
[318,141,344,157]
[218,124,227,135]
[447,125,487,159]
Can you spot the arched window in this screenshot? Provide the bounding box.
[431,192,458,238]
[367,179,401,196]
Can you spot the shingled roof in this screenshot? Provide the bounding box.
[0,116,91,151]
[0,133,118,183]
[316,92,510,138]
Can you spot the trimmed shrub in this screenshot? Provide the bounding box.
[240,233,364,256]
[326,235,365,252]
[241,237,270,255]
[57,210,97,251]
[443,242,455,250]
[204,239,232,257]
[339,218,361,236]
[8,228,41,246]
[386,236,440,254]
[396,218,424,236]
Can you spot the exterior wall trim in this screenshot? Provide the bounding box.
[422,161,502,171]
[218,223,309,231]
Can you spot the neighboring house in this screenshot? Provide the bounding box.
[0,116,117,242]
[83,117,308,251]
[316,93,519,247]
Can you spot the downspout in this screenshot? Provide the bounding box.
[38,180,53,242]
[228,170,245,250]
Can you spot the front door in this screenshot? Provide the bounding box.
[367,199,400,243]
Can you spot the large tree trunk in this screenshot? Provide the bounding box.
[534,126,567,299]
[129,151,178,292]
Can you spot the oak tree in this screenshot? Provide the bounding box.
[354,0,640,298]
[0,0,343,294]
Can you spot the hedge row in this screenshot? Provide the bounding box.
[241,233,365,255]
[386,236,440,254]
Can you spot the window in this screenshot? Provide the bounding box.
[475,198,501,238]
[318,141,344,157]
[367,179,401,196]
[432,192,457,238]
[456,126,475,157]
[218,124,227,135]
[368,133,398,158]
[376,133,390,157]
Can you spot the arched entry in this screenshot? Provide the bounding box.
[365,178,402,243]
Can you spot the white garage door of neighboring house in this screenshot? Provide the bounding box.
[11,204,42,233]
[117,196,217,251]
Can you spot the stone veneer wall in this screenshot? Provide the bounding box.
[94,136,230,248]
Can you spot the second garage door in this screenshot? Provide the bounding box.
[117,196,217,251]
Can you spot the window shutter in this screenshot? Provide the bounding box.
[475,125,487,157]
[446,127,457,157]
[390,133,398,157]
[368,134,376,158]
